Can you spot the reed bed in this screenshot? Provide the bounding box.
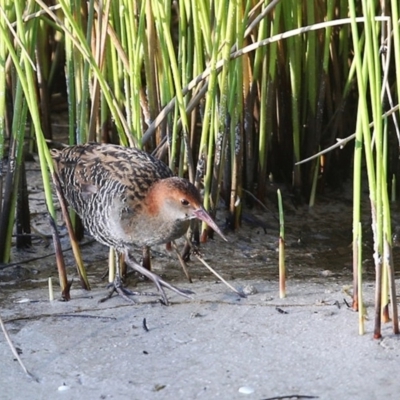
[0,0,399,335]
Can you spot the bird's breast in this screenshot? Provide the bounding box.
[117,210,191,248]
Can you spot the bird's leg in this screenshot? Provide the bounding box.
[111,255,137,303]
[100,250,158,303]
[182,222,197,262]
[182,240,191,262]
[120,253,127,279]
[142,246,151,271]
[124,252,194,305]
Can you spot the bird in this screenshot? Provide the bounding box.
[51,143,227,304]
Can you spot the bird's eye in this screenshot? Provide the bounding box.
[181,199,190,206]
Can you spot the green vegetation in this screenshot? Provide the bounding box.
[0,1,399,335]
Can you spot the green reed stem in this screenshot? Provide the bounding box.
[352,114,363,312]
[277,189,286,299]
[380,118,389,322]
[308,151,319,208]
[381,119,399,333]
[390,0,400,111]
[78,0,95,143]
[357,222,364,335]
[255,7,269,199]
[283,0,302,186]
[42,0,130,144]
[5,0,69,290]
[0,2,5,215]
[211,0,236,214]
[0,3,33,263]
[305,0,317,117]
[198,0,227,235]
[154,1,189,136]
[131,0,147,145]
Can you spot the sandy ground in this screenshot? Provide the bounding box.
[1,276,400,400]
[2,157,400,399]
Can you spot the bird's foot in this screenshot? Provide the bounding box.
[155,279,194,306]
[99,276,159,303]
[124,252,194,305]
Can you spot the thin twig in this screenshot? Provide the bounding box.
[0,314,37,381]
[296,103,399,166]
[0,239,96,270]
[242,188,279,221]
[190,245,245,298]
[171,241,192,283]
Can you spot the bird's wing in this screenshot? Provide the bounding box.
[51,144,173,198]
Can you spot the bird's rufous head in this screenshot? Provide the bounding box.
[146,177,227,241]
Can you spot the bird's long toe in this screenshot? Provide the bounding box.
[150,274,194,304]
[100,281,137,303]
[124,252,194,305]
[100,276,159,303]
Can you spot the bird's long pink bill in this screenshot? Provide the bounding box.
[194,208,227,241]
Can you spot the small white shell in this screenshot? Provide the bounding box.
[57,384,70,391]
[238,386,255,394]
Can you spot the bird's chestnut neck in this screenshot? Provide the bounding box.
[144,177,202,217]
